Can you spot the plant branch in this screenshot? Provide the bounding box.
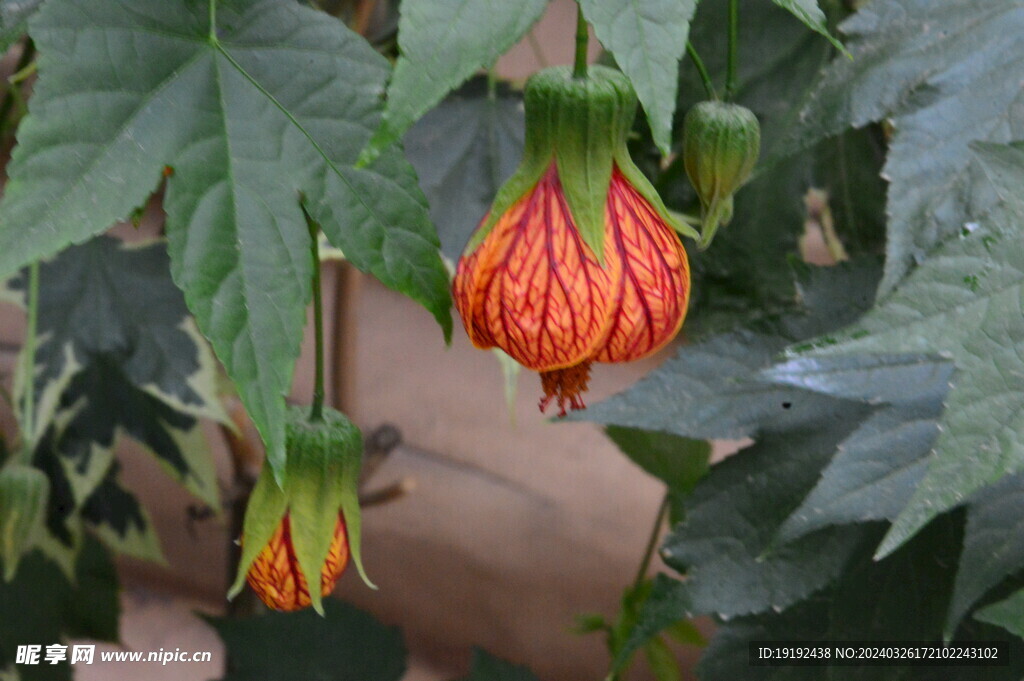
[633,492,671,589]
[573,4,588,79]
[686,41,717,100]
[304,209,326,422]
[19,261,40,463]
[0,40,35,141]
[726,0,739,99]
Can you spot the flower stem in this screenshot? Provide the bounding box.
[686,41,717,100]
[726,0,739,99]
[304,208,326,422]
[19,261,40,463]
[632,492,671,589]
[573,4,588,79]
[0,40,35,141]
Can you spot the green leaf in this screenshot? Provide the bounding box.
[976,588,1024,640]
[7,237,223,507]
[761,354,953,543]
[453,649,540,681]
[695,515,1023,681]
[770,0,848,57]
[604,426,709,522]
[576,260,881,438]
[0,0,451,481]
[0,536,119,681]
[0,0,41,51]
[579,0,696,155]
[643,636,681,681]
[404,77,524,260]
[207,600,406,681]
[660,426,870,618]
[360,0,547,164]
[610,574,692,675]
[947,472,1024,637]
[780,0,1024,294]
[798,143,1024,558]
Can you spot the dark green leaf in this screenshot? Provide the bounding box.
[975,589,1024,640]
[696,515,1024,681]
[452,648,540,681]
[611,574,692,674]
[0,0,451,480]
[761,354,953,542]
[208,599,406,681]
[780,0,1024,294]
[577,260,881,438]
[797,143,1024,558]
[660,426,871,618]
[579,0,696,155]
[361,0,547,162]
[0,536,119,681]
[7,237,222,507]
[947,472,1024,636]
[404,78,524,260]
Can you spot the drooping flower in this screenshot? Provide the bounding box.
[229,406,374,613]
[452,66,692,415]
[245,511,349,612]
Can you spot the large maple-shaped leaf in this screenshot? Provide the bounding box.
[797,143,1024,559]
[581,262,955,620]
[782,0,1024,294]
[5,237,221,508]
[0,0,451,479]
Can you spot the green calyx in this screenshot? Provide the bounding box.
[682,101,761,249]
[465,65,693,260]
[0,463,49,582]
[228,405,374,615]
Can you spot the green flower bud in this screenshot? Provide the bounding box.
[0,464,50,582]
[682,101,761,249]
[229,406,373,614]
[466,65,694,261]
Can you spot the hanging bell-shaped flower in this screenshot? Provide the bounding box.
[453,66,692,416]
[229,406,374,614]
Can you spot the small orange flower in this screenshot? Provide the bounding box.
[245,511,350,612]
[454,162,690,415]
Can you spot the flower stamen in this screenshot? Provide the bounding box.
[539,361,592,417]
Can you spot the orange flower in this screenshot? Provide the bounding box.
[245,511,350,612]
[452,66,691,416]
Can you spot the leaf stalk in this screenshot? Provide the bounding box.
[726,0,739,99]
[573,4,588,79]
